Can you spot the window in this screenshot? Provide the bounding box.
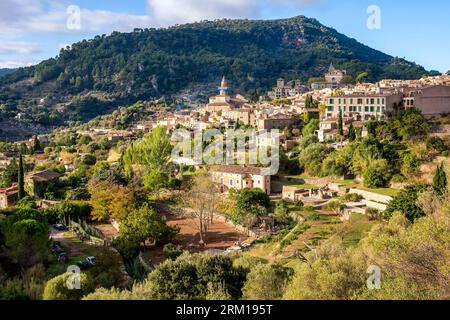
[329,98,334,104]
[357,98,363,104]
[377,98,380,104]
[370,106,375,112]
[343,106,347,112]
[370,98,375,104]
[377,106,380,112]
[358,106,362,112]
[327,106,334,111]
[365,106,369,112]
[338,98,341,104]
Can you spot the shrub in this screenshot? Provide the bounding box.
[242,263,294,300]
[163,243,183,260]
[341,193,363,202]
[366,208,382,221]
[43,272,93,300]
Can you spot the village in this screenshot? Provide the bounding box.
[2,66,450,250]
[1,63,450,302]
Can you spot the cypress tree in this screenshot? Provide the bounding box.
[433,162,447,196]
[338,110,344,136]
[18,153,25,200]
[348,123,356,141]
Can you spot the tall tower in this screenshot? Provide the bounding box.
[218,76,229,95]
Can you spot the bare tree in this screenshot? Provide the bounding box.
[179,174,220,246]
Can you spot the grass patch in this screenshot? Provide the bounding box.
[341,213,377,247]
[279,223,311,251]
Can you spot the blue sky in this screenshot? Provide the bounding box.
[1,0,449,73]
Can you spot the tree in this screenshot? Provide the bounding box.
[143,169,170,192]
[355,72,369,83]
[348,123,356,141]
[117,203,178,251]
[43,272,93,300]
[433,162,447,196]
[302,119,319,137]
[321,144,355,178]
[31,135,41,153]
[338,110,344,136]
[1,218,49,268]
[123,126,172,176]
[362,159,391,188]
[233,188,271,226]
[242,263,293,300]
[299,143,333,176]
[88,180,135,222]
[17,153,25,200]
[305,94,313,109]
[0,158,18,188]
[385,184,428,222]
[179,174,220,245]
[144,253,247,300]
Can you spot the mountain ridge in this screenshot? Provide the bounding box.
[0,15,433,134]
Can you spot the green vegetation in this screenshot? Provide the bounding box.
[0,16,430,131]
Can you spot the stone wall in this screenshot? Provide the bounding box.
[349,188,393,204]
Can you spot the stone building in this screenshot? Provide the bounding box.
[403,85,450,117]
[324,92,403,120]
[210,165,272,195]
[0,185,18,209]
[268,79,308,99]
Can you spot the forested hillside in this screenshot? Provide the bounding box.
[0,16,431,131]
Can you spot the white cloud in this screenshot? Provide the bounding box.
[146,0,321,26]
[0,41,42,55]
[147,0,259,26]
[0,60,36,68]
[0,0,152,35]
[0,0,321,58]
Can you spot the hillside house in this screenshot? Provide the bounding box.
[0,185,18,209]
[26,170,62,198]
[210,165,272,195]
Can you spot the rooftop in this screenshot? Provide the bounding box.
[210,165,269,175]
[28,170,62,182]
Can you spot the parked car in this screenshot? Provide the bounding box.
[77,260,91,269]
[53,224,66,231]
[58,252,69,263]
[86,256,96,266]
[77,256,96,269]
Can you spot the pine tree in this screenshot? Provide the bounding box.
[338,110,344,136]
[18,153,25,200]
[433,162,447,196]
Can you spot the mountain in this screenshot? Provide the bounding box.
[0,68,15,77]
[0,16,431,133]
